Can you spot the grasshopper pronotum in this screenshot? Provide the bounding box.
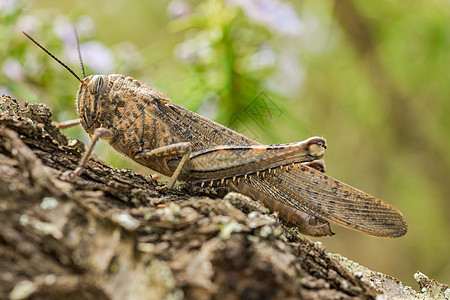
[23,31,407,238]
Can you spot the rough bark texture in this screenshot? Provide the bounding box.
[0,95,447,300]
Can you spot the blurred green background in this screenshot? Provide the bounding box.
[1,0,449,288]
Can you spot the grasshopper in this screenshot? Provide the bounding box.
[23,31,407,238]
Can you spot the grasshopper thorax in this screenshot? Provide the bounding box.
[77,74,110,135]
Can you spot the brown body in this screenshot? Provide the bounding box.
[76,74,407,237]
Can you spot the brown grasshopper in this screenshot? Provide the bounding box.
[23,31,407,238]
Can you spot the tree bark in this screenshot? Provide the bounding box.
[0,95,446,300]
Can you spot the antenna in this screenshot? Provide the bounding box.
[22,31,84,84]
[73,25,86,78]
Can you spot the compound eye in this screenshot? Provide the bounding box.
[89,75,107,94]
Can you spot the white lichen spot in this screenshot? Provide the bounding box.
[43,274,56,285]
[314,241,324,250]
[34,221,63,239]
[9,280,36,300]
[247,235,260,243]
[157,204,181,222]
[219,220,241,239]
[40,197,59,210]
[354,271,363,278]
[341,280,349,289]
[259,224,273,238]
[112,212,140,230]
[248,211,259,218]
[137,242,155,253]
[20,214,62,239]
[272,226,283,237]
[19,214,30,226]
[68,139,78,147]
[414,271,426,282]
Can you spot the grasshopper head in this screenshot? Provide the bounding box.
[77,74,110,134]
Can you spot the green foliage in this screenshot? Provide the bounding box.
[169,0,277,122]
